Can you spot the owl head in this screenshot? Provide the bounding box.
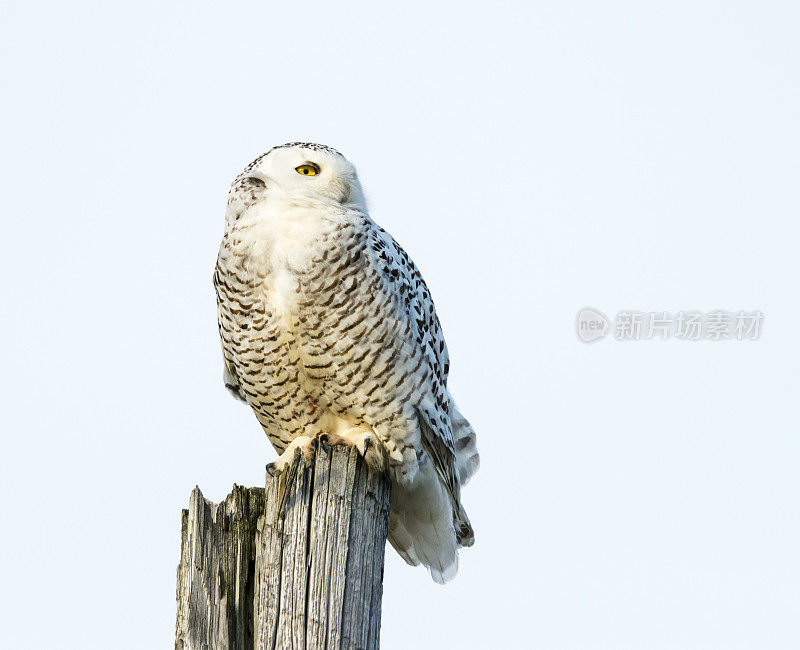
[230,143,367,218]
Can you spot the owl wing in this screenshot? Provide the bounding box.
[366,221,462,507]
[214,265,248,404]
[221,352,247,402]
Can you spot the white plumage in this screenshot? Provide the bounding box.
[214,143,479,582]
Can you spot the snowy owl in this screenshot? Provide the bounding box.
[214,143,480,583]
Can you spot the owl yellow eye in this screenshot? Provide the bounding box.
[295,164,319,176]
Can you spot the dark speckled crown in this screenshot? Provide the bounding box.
[243,142,343,174]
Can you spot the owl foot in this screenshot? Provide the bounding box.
[266,435,317,477]
[318,427,385,472]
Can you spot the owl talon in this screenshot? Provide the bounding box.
[266,435,316,476]
[317,427,385,472]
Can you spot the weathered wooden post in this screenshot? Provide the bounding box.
[175,485,265,649]
[176,444,392,650]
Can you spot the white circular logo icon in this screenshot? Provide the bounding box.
[576,307,609,343]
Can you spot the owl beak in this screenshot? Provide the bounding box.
[245,171,274,188]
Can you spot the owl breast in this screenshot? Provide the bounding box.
[216,204,390,451]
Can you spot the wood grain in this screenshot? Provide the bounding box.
[176,445,391,650]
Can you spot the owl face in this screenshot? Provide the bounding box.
[240,143,366,210]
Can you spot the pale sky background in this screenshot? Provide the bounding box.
[1,2,798,648]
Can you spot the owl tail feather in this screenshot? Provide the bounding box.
[387,462,460,584]
[417,404,479,548]
[387,402,479,583]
